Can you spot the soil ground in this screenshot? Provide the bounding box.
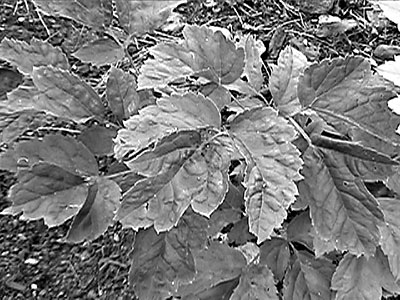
[1,0,400,299]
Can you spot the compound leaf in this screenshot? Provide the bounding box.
[0,37,69,75]
[72,37,124,67]
[106,67,140,121]
[0,134,98,176]
[66,177,121,243]
[114,92,220,159]
[230,265,278,300]
[284,251,335,300]
[130,226,196,299]
[229,107,303,243]
[2,162,88,226]
[301,147,384,257]
[114,0,186,36]
[270,46,309,116]
[32,0,113,29]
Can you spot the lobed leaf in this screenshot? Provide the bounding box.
[32,0,113,29]
[0,38,69,75]
[72,37,124,67]
[229,107,303,243]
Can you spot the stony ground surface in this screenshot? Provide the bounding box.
[1,0,400,299]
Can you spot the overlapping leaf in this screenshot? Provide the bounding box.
[116,130,232,232]
[229,107,303,243]
[114,92,220,160]
[270,46,309,116]
[114,0,186,36]
[298,56,400,155]
[1,163,89,226]
[332,249,400,300]
[77,125,117,156]
[32,0,113,29]
[0,38,69,75]
[259,238,291,282]
[300,146,384,257]
[72,38,124,67]
[66,177,121,243]
[106,67,140,121]
[129,227,196,299]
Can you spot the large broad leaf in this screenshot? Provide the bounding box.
[378,197,400,281]
[1,163,88,226]
[66,177,121,243]
[106,67,140,121]
[270,46,309,116]
[114,92,220,160]
[0,38,69,75]
[230,265,278,300]
[176,242,246,297]
[129,227,195,299]
[332,249,400,300]
[301,147,384,257]
[229,107,303,243]
[77,125,117,156]
[284,250,335,300]
[376,55,400,87]
[32,0,113,29]
[0,134,98,176]
[259,238,291,282]
[298,56,400,155]
[114,0,186,36]
[72,37,124,67]
[116,130,232,232]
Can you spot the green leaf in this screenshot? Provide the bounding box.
[230,265,278,300]
[227,217,256,246]
[32,0,113,29]
[229,107,303,243]
[1,67,105,122]
[301,147,384,257]
[0,67,23,97]
[106,67,140,121]
[332,249,400,300]
[77,125,117,156]
[0,38,69,75]
[66,177,121,243]
[0,134,98,176]
[116,131,232,232]
[270,46,309,116]
[138,25,245,101]
[284,251,335,300]
[259,237,291,282]
[114,92,220,159]
[1,163,88,226]
[177,242,246,297]
[378,197,400,281]
[298,56,400,155]
[72,37,124,67]
[129,226,196,299]
[114,0,186,35]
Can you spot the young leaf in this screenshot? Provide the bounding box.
[0,38,69,75]
[116,131,232,232]
[106,67,140,121]
[129,226,196,299]
[72,37,124,67]
[230,265,279,300]
[259,237,291,282]
[176,242,246,297]
[298,56,400,155]
[32,0,113,29]
[0,134,98,176]
[114,92,220,159]
[229,107,303,243]
[270,46,309,116]
[77,125,117,156]
[301,147,384,257]
[2,163,88,226]
[284,250,335,300]
[331,249,400,300]
[66,177,121,243]
[114,0,186,36]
